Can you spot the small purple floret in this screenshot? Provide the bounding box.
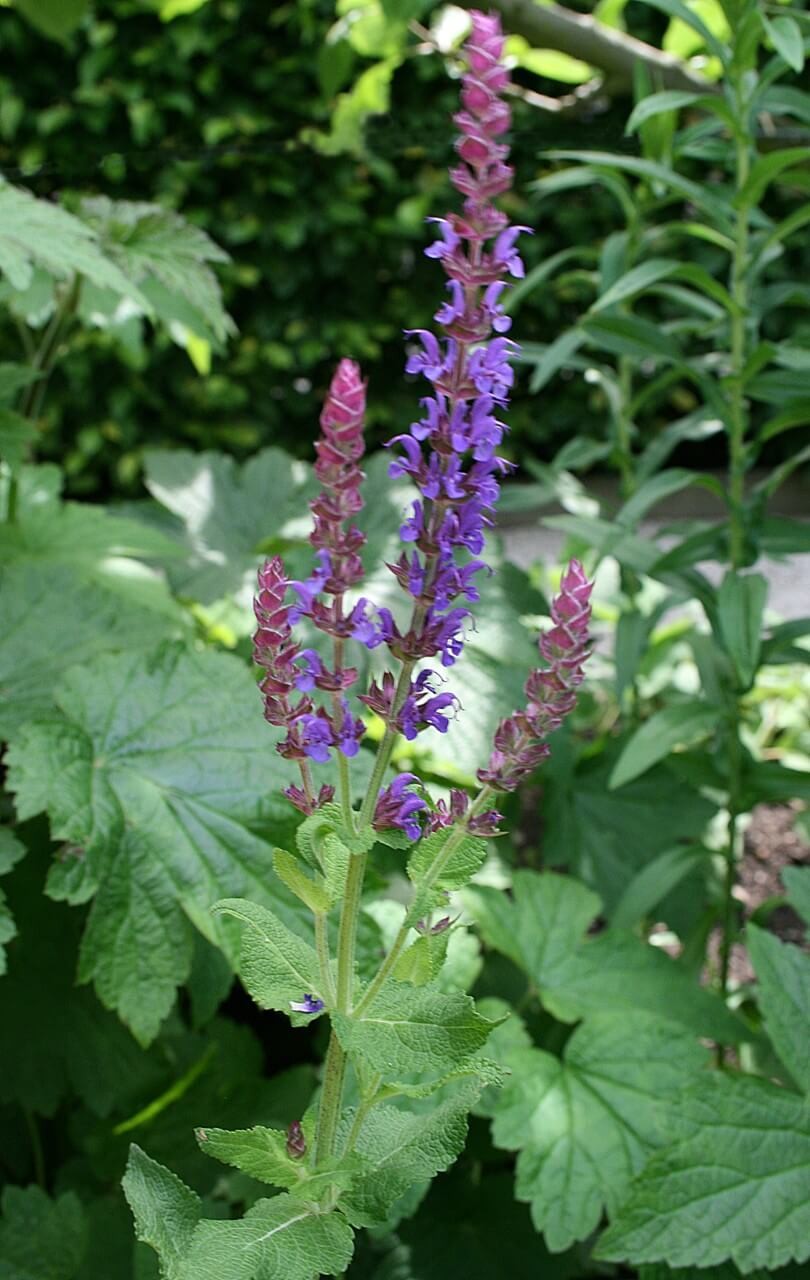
[290,994,325,1015]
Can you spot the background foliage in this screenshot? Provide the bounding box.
[0,0,809,1277]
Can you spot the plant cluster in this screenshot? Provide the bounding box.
[0,3,808,1280]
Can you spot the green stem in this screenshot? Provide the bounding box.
[314,831,369,1162]
[7,276,81,526]
[355,785,494,1017]
[719,713,742,1004]
[356,658,416,828]
[314,1030,347,1166]
[314,913,336,1007]
[23,1108,45,1189]
[727,111,752,572]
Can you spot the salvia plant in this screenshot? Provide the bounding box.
[121,13,594,1276]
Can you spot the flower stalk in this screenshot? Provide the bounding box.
[248,9,594,1177]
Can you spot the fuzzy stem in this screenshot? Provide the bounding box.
[314,1030,347,1166]
[314,912,336,1007]
[354,785,494,1017]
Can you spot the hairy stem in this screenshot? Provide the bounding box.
[314,912,336,1007]
[314,1030,347,1166]
[355,785,494,1017]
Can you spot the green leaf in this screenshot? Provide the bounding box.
[645,0,730,62]
[13,0,90,40]
[123,1145,201,1279]
[582,313,681,361]
[763,14,805,73]
[612,845,707,929]
[617,468,703,527]
[596,1074,810,1273]
[143,446,318,606]
[178,1194,354,1280]
[0,1186,86,1279]
[196,1124,308,1189]
[590,258,682,312]
[609,701,718,789]
[334,983,497,1080]
[715,571,767,688]
[0,826,25,975]
[393,931,450,987]
[406,828,487,920]
[78,197,233,345]
[6,645,304,1043]
[272,848,331,915]
[758,401,810,443]
[467,871,744,1042]
[490,1012,709,1251]
[736,148,810,210]
[525,329,586,392]
[625,90,706,134]
[545,151,733,227]
[212,898,325,1017]
[784,867,810,933]
[0,565,182,737]
[747,925,810,1093]
[338,1083,479,1228]
[0,178,149,304]
[0,408,37,474]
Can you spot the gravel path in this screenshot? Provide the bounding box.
[501,520,810,621]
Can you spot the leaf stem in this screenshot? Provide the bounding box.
[354,785,494,1017]
[314,912,336,1007]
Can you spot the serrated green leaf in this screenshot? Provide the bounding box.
[406,828,487,921]
[747,925,810,1093]
[0,563,184,738]
[123,1146,201,1279]
[78,196,232,344]
[334,983,497,1079]
[0,1186,86,1279]
[272,848,331,914]
[196,1124,306,1189]
[178,1194,354,1280]
[0,178,149,304]
[609,701,718,789]
[213,898,324,1016]
[490,1012,709,1251]
[393,931,449,986]
[337,1082,479,1228]
[468,871,744,1042]
[596,1074,810,1273]
[143,446,318,606]
[6,645,305,1043]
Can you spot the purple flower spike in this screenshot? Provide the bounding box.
[362,9,527,683]
[373,774,427,841]
[478,560,594,792]
[290,994,325,1015]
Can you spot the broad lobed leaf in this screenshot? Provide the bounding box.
[596,1074,810,1274]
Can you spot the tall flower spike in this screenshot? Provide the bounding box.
[478,560,593,791]
[354,9,527,702]
[293,358,368,626]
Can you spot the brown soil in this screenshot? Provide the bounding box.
[724,802,809,986]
